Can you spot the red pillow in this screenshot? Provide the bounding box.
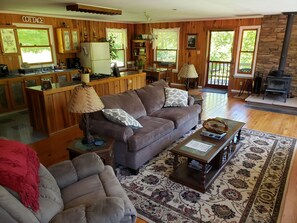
[0,139,40,211]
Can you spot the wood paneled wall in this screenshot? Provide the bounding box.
[0,13,134,72]
[0,12,262,91]
[134,18,263,90]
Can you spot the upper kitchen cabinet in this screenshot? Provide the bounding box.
[0,25,19,55]
[56,28,80,53]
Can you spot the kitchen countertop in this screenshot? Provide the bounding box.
[0,68,79,80]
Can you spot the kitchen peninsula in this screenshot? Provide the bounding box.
[26,71,146,136]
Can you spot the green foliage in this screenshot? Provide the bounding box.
[155,30,178,62]
[17,28,52,64]
[135,58,144,69]
[241,30,256,51]
[17,29,49,46]
[99,33,121,60]
[209,31,234,62]
[156,31,178,50]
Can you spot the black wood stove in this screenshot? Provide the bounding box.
[263,12,296,102]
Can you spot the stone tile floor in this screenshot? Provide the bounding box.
[0,110,46,144]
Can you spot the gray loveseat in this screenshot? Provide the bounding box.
[0,152,137,223]
[87,80,201,173]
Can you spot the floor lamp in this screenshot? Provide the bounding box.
[68,83,105,144]
[178,64,199,90]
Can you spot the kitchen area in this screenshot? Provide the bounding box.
[0,13,146,142]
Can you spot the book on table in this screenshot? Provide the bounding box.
[181,139,214,155]
[188,160,212,173]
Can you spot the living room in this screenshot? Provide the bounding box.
[0,1,297,223]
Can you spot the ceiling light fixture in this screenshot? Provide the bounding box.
[66,3,122,16]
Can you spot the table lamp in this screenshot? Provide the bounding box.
[178,64,198,90]
[68,83,105,144]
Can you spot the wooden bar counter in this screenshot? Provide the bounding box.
[26,72,146,136]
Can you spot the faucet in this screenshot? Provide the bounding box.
[40,64,45,73]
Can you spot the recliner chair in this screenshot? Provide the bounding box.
[0,152,137,223]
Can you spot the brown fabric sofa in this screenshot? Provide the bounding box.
[87,80,201,173]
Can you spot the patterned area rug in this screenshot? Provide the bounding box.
[117,127,297,223]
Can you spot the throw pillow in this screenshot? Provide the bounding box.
[164,87,188,107]
[102,108,143,129]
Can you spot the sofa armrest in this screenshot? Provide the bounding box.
[48,153,104,189]
[0,186,38,223]
[188,95,194,106]
[89,119,134,143]
[50,197,125,223]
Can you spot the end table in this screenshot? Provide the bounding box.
[191,94,203,124]
[67,136,115,168]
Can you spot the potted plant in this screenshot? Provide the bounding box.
[136,59,144,72]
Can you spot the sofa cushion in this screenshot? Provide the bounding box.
[135,80,169,115]
[151,104,201,128]
[62,174,105,209]
[102,108,143,129]
[101,90,146,119]
[164,87,188,107]
[127,116,175,152]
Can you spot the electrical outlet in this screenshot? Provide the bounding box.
[240,81,243,86]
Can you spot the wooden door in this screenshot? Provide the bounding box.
[206,30,235,89]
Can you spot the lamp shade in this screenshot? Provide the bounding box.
[68,85,104,113]
[178,64,198,78]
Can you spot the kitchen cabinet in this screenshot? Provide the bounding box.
[24,75,41,87]
[56,71,70,82]
[40,73,56,83]
[0,69,79,114]
[8,77,26,110]
[56,28,80,53]
[0,25,19,55]
[0,79,11,113]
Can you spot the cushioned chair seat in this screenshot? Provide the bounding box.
[151,105,201,128]
[62,175,105,209]
[128,116,175,152]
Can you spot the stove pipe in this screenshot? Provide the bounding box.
[278,12,296,75]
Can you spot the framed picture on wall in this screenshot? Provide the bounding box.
[0,26,19,54]
[187,34,197,49]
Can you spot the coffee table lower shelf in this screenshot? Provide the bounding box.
[169,142,243,193]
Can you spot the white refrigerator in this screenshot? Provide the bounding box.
[78,42,111,74]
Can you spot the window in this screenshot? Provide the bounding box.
[153,28,180,71]
[17,27,53,65]
[106,28,127,67]
[234,26,261,78]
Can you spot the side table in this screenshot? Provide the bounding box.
[67,136,115,168]
[190,94,203,124]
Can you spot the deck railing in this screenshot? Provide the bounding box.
[207,61,231,86]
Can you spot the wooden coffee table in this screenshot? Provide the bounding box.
[169,118,245,193]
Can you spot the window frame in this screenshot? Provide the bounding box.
[234,25,261,78]
[153,28,180,72]
[106,28,127,68]
[13,23,56,68]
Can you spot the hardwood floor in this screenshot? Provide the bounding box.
[30,91,297,223]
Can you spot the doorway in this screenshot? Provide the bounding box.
[206,30,235,89]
